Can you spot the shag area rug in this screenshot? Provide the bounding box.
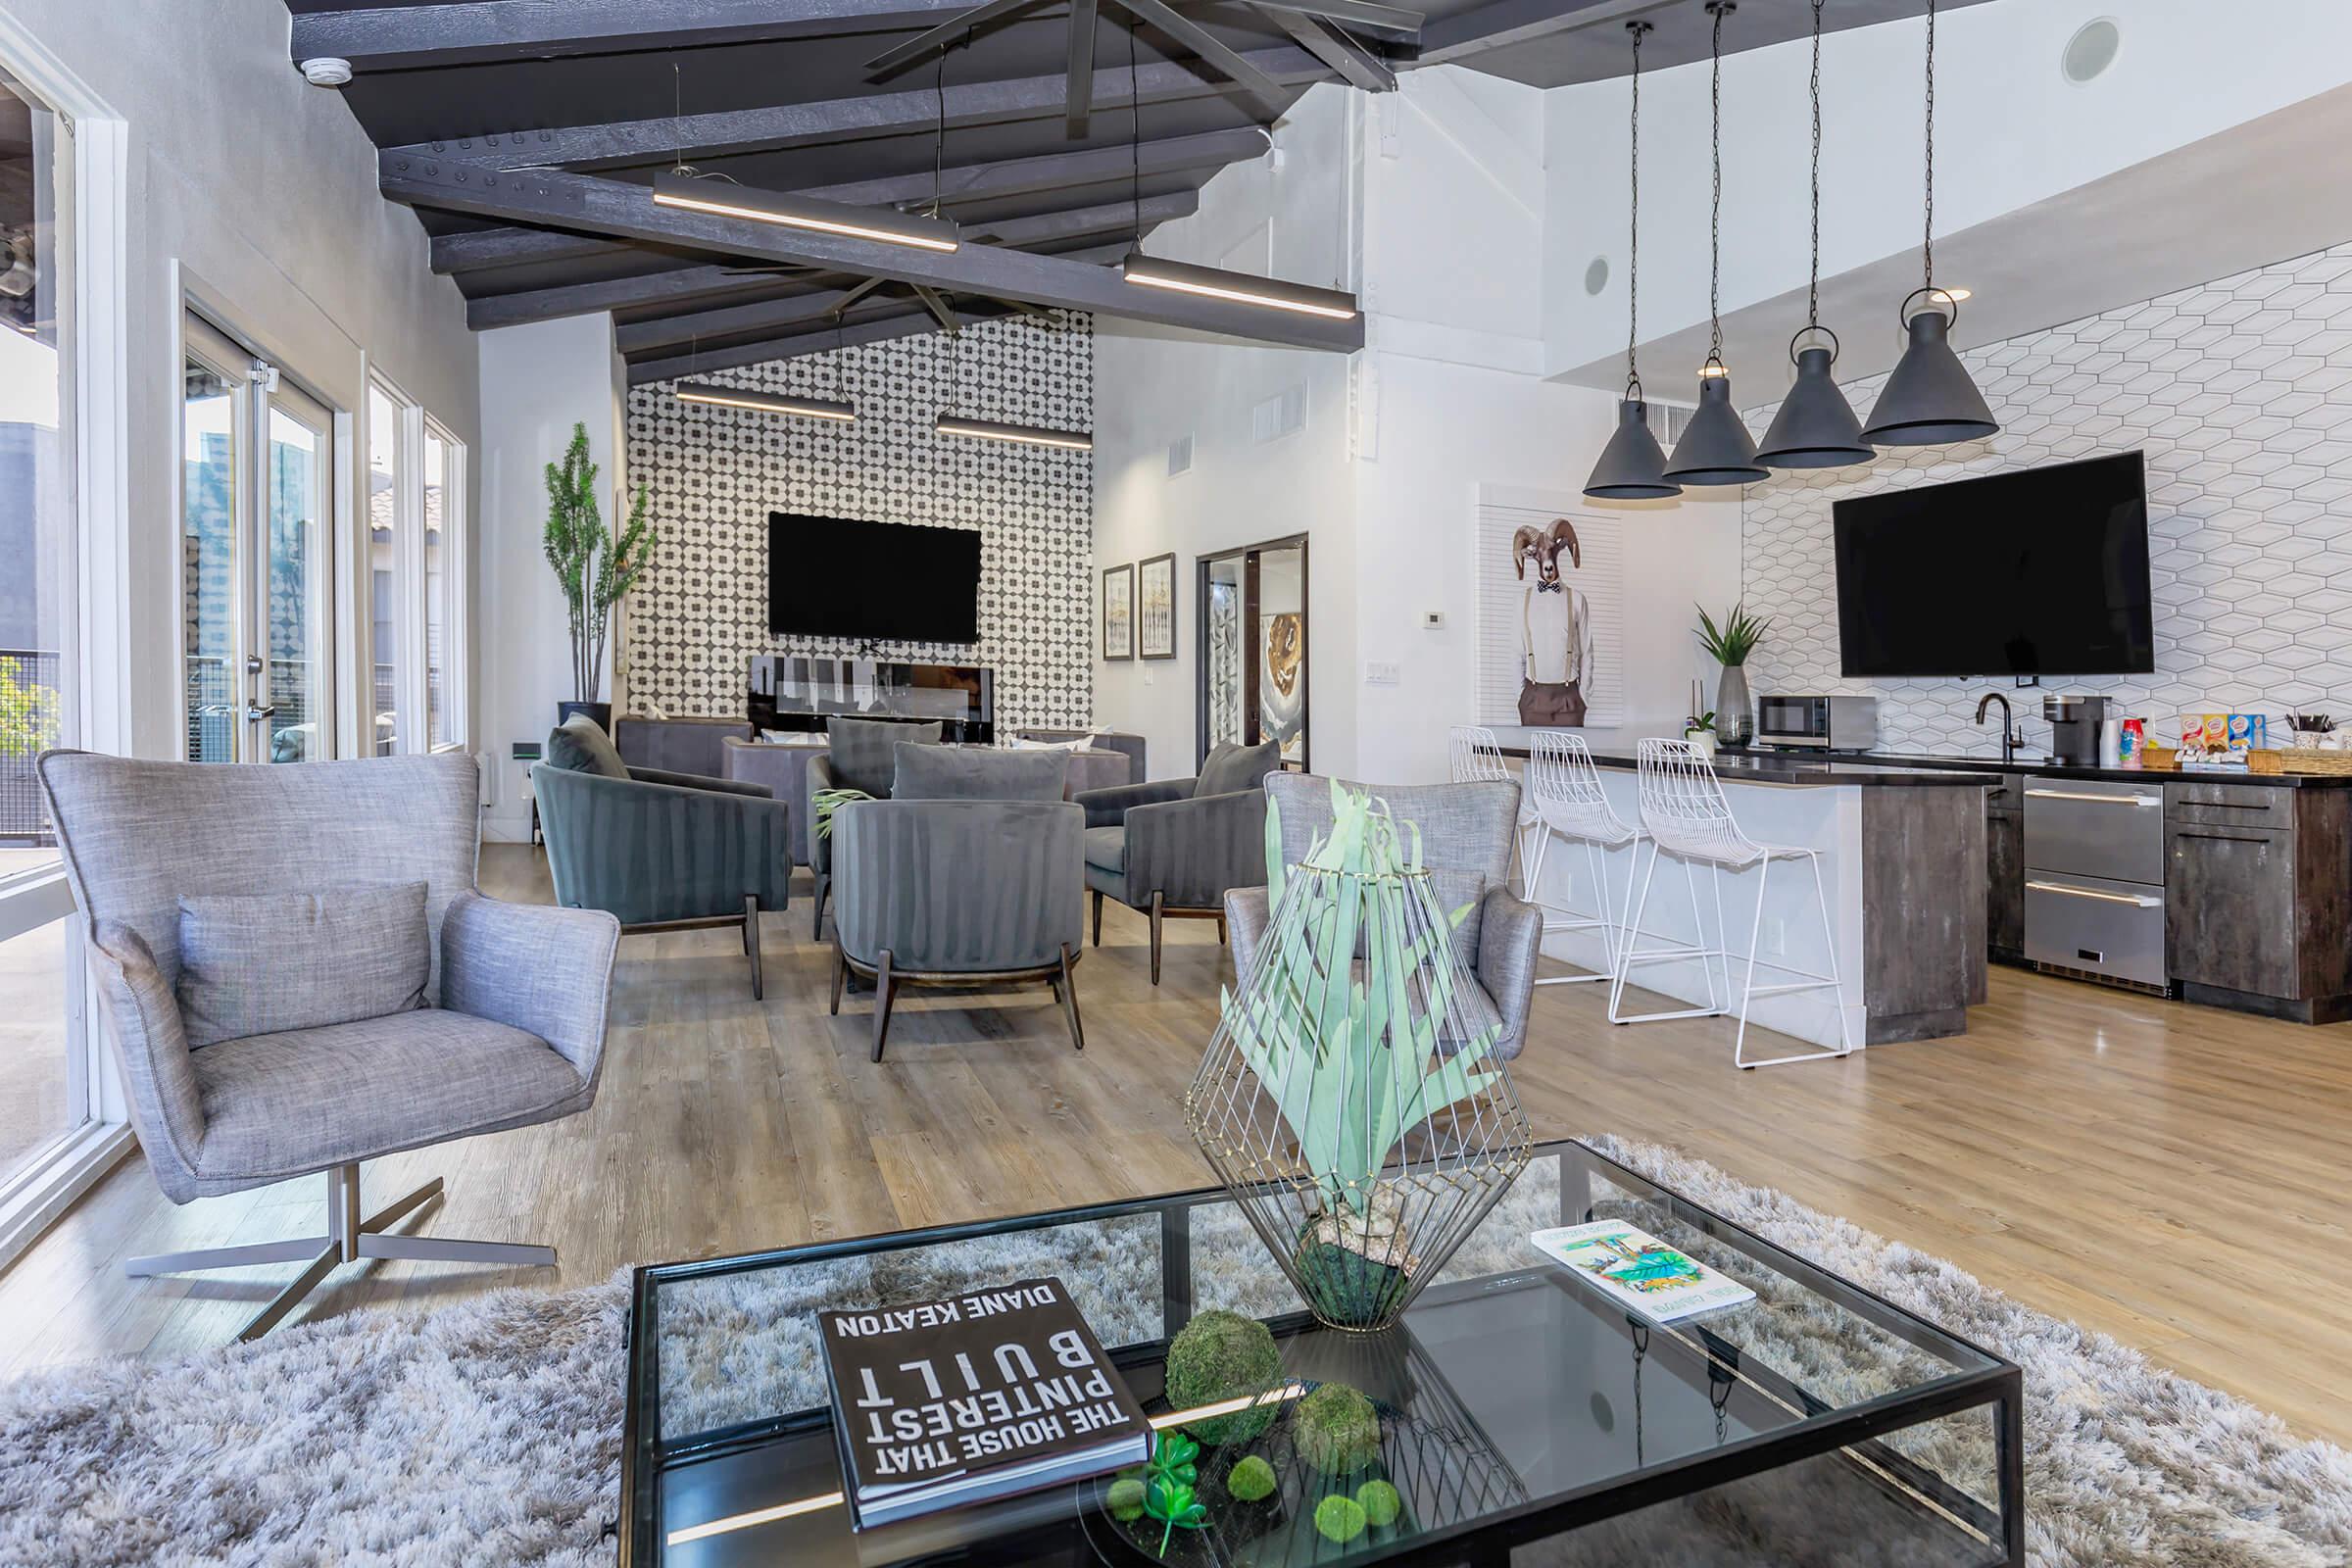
[2,1136,2347,1566]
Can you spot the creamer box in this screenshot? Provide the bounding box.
[2203,714,2230,750]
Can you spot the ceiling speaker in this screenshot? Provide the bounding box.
[2062,19,2121,84]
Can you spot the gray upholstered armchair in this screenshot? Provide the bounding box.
[1076,739,1280,984]
[36,749,619,1343]
[1226,773,1544,1061]
[828,747,1085,1060]
[533,714,793,998]
[806,715,946,937]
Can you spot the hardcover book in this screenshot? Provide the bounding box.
[819,1276,1151,1529]
[1529,1221,1756,1324]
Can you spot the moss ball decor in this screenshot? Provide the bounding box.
[1106,1477,1147,1522]
[1225,1454,1278,1503]
[1293,1383,1382,1475]
[1164,1309,1284,1445]
[1313,1494,1368,1544]
[1355,1479,1402,1529]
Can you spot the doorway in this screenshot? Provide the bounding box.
[1195,533,1308,771]
[179,312,335,762]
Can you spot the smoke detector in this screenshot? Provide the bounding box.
[300,57,355,87]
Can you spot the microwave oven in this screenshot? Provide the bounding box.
[1755,694,1879,753]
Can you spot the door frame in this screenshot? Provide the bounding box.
[1193,531,1309,773]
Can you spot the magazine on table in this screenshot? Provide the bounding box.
[1529,1221,1756,1324]
[819,1275,1151,1529]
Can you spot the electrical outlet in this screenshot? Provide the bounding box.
[1365,661,1400,685]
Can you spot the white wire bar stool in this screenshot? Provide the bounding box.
[1607,738,1854,1068]
[1448,723,1541,895]
[1523,732,1643,986]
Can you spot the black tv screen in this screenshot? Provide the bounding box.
[768,513,981,644]
[1833,452,2153,678]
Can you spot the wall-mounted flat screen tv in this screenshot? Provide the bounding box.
[1833,451,2153,678]
[768,513,982,644]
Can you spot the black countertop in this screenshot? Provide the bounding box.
[1725,746,2352,789]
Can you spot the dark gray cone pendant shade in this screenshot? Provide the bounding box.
[1665,372,1767,486]
[1758,344,1874,467]
[1587,397,1681,500]
[1863,307,1996,445]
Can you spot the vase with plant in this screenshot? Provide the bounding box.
[1187,781,1533,1333]
[1695,603,1769,745]
[544,422,654,732]
[1684,709,1718,759]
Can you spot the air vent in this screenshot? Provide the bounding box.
[1167,432,1194,475]
[1644,400,1694,447]
[1252,383,1307,444]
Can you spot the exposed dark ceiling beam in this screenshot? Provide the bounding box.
[909,283,960,333]
[1416,0,1672,68]
[1111,0,1287,114]
[381,155,1360,349]
[1256,6,1394,90]
[862,0,1287,119]
[628,299,1032,384]
[292,0,1000,72]
[614,239,1131,350]
[430,124,1266,274]
[1251,0,1422,37]
[1066,0,1100,136]
[383,45,1328,171]
[863,0,1055,78]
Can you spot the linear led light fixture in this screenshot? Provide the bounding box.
[934,413,1092,451]
[1120,252,1357,321]
[674,382,858,422]
[652,169,960,254]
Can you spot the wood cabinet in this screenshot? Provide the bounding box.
[2163,782,2352,1022]
[1984,774,2025,962]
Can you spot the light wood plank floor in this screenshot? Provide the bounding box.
[4,846,2349,1448]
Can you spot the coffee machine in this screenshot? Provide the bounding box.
[2042,693,2109,766]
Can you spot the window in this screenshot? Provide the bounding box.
[368,382,402,756]
[421,418,465,749]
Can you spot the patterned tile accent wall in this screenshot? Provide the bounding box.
[1742,244,2352,756]
[621,312,1095,727]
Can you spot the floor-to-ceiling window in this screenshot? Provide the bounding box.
[179,314,334,762]
[367,380,402,756]
[421,416,466,750]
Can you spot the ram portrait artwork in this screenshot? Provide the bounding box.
[1513,518,1598,728]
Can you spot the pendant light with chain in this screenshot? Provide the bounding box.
[1756,0,1873,468]
[1584,21,1680,501]
[1861,0,1997,445]
[1663,1,1767,487]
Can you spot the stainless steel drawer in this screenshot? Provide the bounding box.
[2024,870,2167,987]
[2023,777,2167,884]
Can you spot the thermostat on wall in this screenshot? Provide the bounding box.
[1421,611,1446,630]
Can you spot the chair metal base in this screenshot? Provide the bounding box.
[124,1162,557,1343]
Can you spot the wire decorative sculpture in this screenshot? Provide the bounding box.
[1186,781,1535,1332]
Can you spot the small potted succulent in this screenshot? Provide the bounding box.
[1684,708,1719,759]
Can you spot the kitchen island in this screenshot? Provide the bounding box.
[1488,728,1993,1049]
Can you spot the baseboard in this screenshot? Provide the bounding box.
[2177,981,2352,1025]
[0,1121,135,1276]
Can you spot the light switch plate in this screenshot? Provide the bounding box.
[1366,661,1400,685]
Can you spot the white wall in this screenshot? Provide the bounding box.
[1544,0,2352,378]
[1,0,479,762]
[476,315,624,840]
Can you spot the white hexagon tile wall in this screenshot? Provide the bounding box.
[621,311,1095,728]
[1741,244,2352,756]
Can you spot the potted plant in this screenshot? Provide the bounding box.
[1695,603,1769,745]
[544,422,654,732]
[1684,709,1718,759]
[1187,782,1533,1333]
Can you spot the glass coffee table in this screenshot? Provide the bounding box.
[621,1139,2023,1566]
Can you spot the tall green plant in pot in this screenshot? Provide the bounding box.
[1186,782,1534,1331]
[1696,603,1769,746]
[544,422,654,731]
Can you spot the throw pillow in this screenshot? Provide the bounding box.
[826,716,944,796]
[175,883,430,1050]
[1196,738,1281,798]
[893,743,1068,802]
[545,714,628,778]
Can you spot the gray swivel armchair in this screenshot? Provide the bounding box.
[829,745,1085,1060]
[36,749,620,1343]
[806,715,946,937]
[1075,739,1281,984]
[1225,773,1545,1061]
[533,714,794,999]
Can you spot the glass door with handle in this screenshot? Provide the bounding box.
[179,313,333,762]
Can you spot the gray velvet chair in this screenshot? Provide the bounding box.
[1018,727,1147,782]
[1225,773,1545,1061]
[806,715,945,937]
[36,749,620,1342]
[828,749,1086,1060]
[613,714,755,777]
[1075,739,1280,984]
[533,714,793,999]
